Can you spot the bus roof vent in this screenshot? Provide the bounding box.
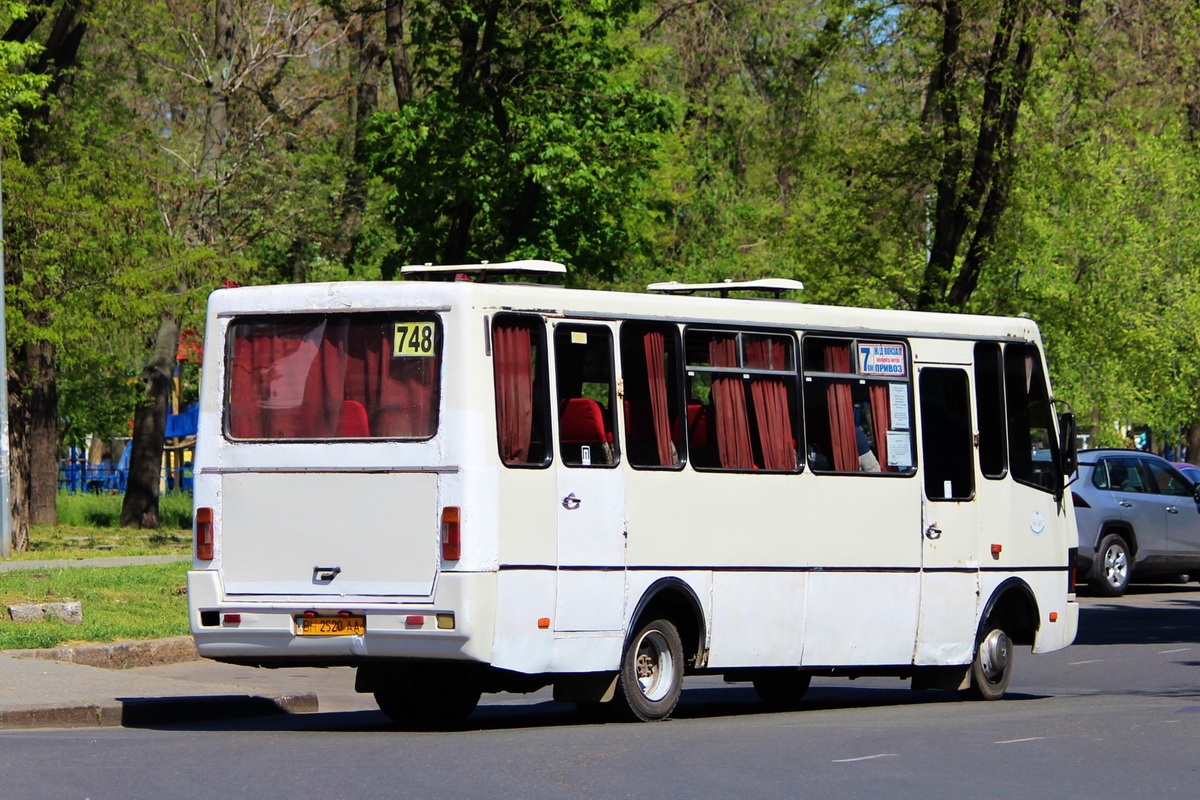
[647,278,805,298]
[400,259,567,282]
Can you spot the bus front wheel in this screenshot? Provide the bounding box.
[959,623,1013,701]
[615,618,684,722]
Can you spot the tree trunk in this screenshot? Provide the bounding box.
[120,316,180,529]
[203,0,234,180]
[26,339,57,525]
[385,0,413,107]
[917,0,1036,311]
[7,354,32,552]
[6,338,58,540]
[334,6,386,266]
[1187,423,1200,466]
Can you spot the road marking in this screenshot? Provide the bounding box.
[1159,648,1190,654]
[995,737,1046,744]
[1068,659,1105,665]
[833,754,897,763]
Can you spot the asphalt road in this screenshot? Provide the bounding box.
[4,585,1200,800]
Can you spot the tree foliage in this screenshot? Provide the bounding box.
[366,0,673,279]
[7,0,1200,550]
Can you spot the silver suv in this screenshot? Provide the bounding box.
[1073,449,1200,596]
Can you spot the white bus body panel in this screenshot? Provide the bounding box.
[220,471,438,597]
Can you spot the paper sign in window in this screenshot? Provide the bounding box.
[889,382,910,430]
[886,431,913,468]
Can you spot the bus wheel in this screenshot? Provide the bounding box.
[959,623,1013,701]
[1089,533,1131,597]
[373,669,481,729]
[752,671,812,709]
[615,618,684,722]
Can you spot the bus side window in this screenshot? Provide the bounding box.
[683,329,799,472]
[492,314,552,467]
[974,342,1007,479]
[801,337,913,474]
[620,322,684,468]
[554,324,618,467]
[1004,342,1059,493]
[919,368,974,501]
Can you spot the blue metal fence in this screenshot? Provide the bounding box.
[58,461,193,494]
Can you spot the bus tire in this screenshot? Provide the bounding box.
[1089,533,1131,597]
[752,671,812,709]
[373,670,481,729]
[959,622,1013,701]
[614,618,684,722]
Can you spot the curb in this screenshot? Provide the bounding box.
[0,701,122,729]
[6,636,200,670]
[0,693,319,730]
[0,636,323,729]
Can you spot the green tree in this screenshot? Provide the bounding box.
[988,0,1200,450]
[1,0,187,547]
[105,0,388,525]
[366,0,672,279]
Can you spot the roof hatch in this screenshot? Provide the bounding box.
[401,259,567,282]
[647,278,805,298]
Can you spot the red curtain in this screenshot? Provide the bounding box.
[229,321,344,439]
[305,326,351,436]
[493,322,534,463]
[823,344,857,471]
[229,329,282,438]
[709,337,755,470]
[348,326,437,437]
[745,338,796,471]
[868,382,892,472]
[643,330,676,466]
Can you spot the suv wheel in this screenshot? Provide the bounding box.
[1089,533,1131,596]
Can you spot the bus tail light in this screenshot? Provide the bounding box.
[1071,492,1090,509]
[195,507,214,560]
[441,507,461,561]
[1067,547,1078,593]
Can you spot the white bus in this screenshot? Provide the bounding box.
[188,260,1080,726]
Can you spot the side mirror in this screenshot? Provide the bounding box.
[1058,411,1079,478]
[1193,482,1200,503]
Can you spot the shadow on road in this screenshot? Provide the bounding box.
[1077,585,1200,646]
[137,681,1051,735]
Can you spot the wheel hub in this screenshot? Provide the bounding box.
[1104,545,1128,587]
[633,630,674,701]
[636,653,657,681]
[978,628,1011,683]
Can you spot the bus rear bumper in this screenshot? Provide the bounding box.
[187,569,497,667]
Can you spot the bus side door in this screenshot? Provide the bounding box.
[915,365,980,665]
[552,323,627,632]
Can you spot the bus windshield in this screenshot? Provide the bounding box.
[226,312,441,441]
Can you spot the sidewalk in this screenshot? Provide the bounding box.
[0,556,376,730]
[0,636,381,730]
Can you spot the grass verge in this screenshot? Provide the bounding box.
[0,561,189,650]
[55,491,192,530]
[12,492,193,561]
[16,525,191,561]
[0,493,193,648]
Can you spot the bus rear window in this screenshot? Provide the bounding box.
[226,313,441,440]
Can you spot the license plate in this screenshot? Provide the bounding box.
[296,615,365,636]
